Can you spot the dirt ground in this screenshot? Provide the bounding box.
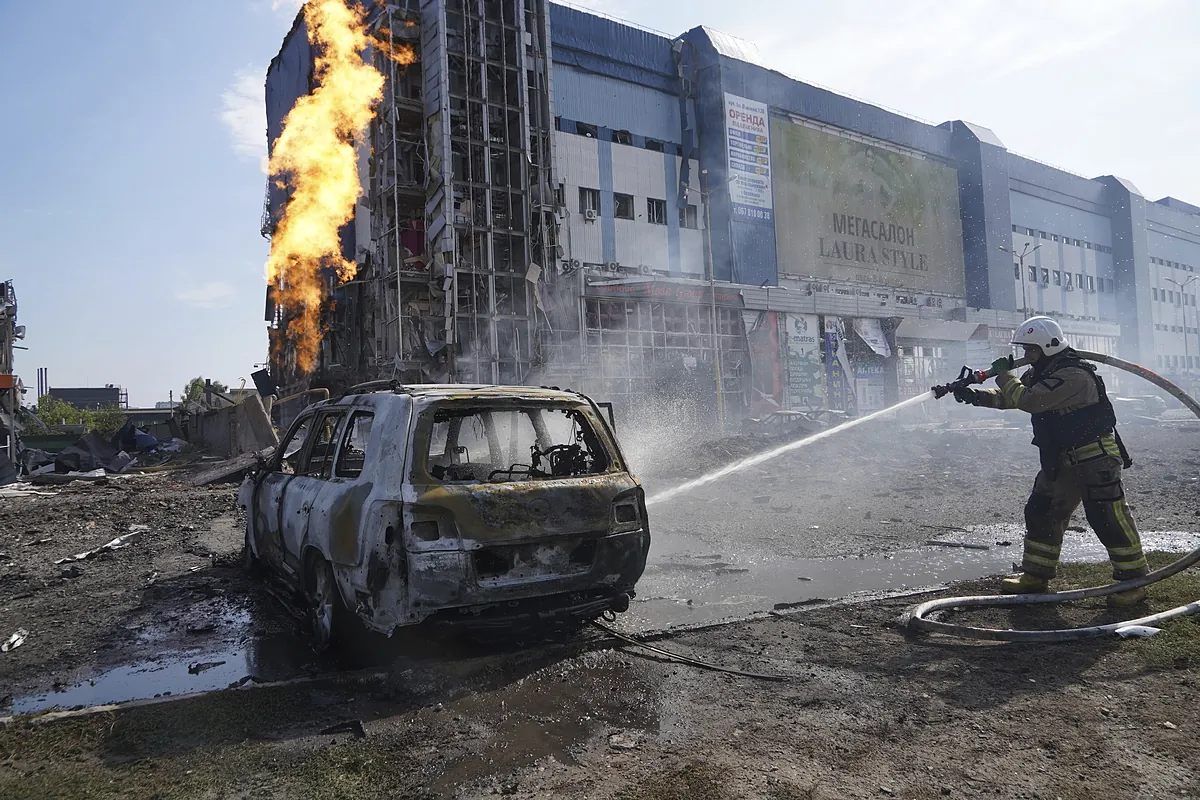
[1,417,1199,799]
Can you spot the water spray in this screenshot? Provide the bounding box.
[644,391,936,507]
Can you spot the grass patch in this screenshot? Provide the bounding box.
[0,682,434,800]
[616,761,729,800]
[1047,552,1200,669]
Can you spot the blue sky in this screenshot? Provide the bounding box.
[3,0,1197,406]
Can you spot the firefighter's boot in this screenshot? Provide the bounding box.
[1106,586,1148,609]
[1000,573,1050,595]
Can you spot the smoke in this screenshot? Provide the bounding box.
[266,0,415,375]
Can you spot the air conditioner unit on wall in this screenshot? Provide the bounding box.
[584,209,598,221]
[638,265,653,276]
[606,262,620,273]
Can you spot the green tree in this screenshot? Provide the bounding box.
[36,394,84,427]
[34,395,126,436]
[90,406,128,437]
[183,377,230,403]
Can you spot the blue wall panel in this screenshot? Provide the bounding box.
[265,16,313,222]
[597,137,616,263]
[665,152,680,274]
[553,65,680,144]
[549,4,676,93]
[1010,191,1113,245]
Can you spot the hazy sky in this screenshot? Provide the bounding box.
[2,0,1196,406]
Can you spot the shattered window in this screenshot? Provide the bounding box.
[424,405,610,483]
[301,412,346,479]
[279,417,312,475]
[334,412,374,478]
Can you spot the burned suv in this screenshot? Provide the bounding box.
[239,384,649,650]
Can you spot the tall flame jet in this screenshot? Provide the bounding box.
[266,0,415,375]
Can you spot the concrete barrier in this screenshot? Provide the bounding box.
[186,396,279,458]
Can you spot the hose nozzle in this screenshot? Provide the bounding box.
[931,357,1032,399]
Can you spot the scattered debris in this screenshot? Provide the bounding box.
[186,622,217,635]
[1114,625,1161,639]
[57,565,83,579]
[607,731,640,750]
[32,469,109,486]
[0,484,58,499]
[321,720,367,739]
[24,537,51,547]
[2,629,28,653]
[773,598,826,611]
[189,447,275,487]
[1162,721,1178,730]
[55,530,143,564]
[715,567,750,575]
[187,661,227,675]
[797,576,813,581]
[926,540,991,551]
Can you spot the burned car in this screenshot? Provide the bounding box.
[239,384,649,650]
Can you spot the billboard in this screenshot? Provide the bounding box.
[771,118,966,295]
[723,93,773,225]
[784,313,822,409]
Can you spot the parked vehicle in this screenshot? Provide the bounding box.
[239,383,649,650]
[1110,393,1169,419]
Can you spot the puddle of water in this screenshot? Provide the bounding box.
[625,526,1200,630]
[6,632,319,716]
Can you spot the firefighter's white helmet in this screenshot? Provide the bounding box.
[1011,316,1068,357]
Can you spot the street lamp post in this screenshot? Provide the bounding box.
[1165,274,1198,383]
[999,242,1042,316]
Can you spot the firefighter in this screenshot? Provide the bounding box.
[953,316,1148,607]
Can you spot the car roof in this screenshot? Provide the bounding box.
[330,384,589,405]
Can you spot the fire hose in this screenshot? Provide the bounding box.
[904,350,1200,642]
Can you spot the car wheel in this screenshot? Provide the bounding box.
[306,557,342,654]
[241,521,264,578]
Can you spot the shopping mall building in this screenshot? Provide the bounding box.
[265,2,1200,418]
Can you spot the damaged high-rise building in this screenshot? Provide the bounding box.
[264,3,1200,420]
[265,0,563,390]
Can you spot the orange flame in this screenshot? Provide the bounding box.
[266,0,405,375]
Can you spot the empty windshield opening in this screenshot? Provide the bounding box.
[425,405,610,483]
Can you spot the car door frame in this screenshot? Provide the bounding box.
[251,410,319,576]
[278,408,349,571]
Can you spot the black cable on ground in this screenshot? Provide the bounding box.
[589,621,788,681]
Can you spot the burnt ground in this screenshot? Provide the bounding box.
[0,415,1198,798]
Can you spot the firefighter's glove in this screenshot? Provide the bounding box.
[990,356,1015,376]
[953,387,981,405]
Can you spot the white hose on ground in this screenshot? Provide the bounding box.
[903,350,1200,641]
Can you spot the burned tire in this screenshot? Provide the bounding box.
[305,557,345,654]
[241,522,264,578]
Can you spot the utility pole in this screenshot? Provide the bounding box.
[999,242,1042,316]
[1166,274,1198,389]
